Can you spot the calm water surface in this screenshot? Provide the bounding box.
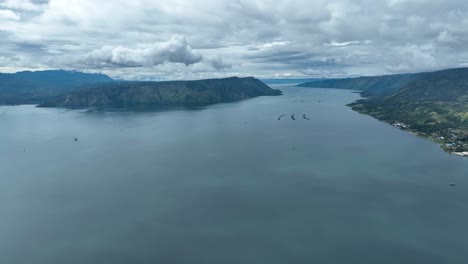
[1,85,467,264]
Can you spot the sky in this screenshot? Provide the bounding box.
[0,0,467,80]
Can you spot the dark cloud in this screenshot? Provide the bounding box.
[13,42,45,53]
[209,56,232,70]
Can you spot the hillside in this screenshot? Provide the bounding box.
[348,68,468,153]
[38,77,282,108]
[298,72,427,96]
[0,70,114,104]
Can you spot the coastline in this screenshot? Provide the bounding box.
[349,105,468,158]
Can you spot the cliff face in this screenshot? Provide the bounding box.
[39,77,282,107]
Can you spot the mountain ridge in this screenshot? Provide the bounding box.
[298,70,436,96]
[38,76,282,108]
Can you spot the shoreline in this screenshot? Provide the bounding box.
[350,106,468,158]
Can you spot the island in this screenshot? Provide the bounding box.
[38,77,282,108]
[299,68,468,155]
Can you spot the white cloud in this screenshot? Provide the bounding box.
[385,44,441,73]
[256,41,292,49]
[274,72,293,78]
[325,40,371,47]
[299,68,347,77]
[78,35,203,68]
[0,0,45,11]
[0,0,468,79]
[438,31,459,44]
[0,8,20,20]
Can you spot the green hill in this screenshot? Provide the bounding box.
[38,77,282,108]
[348,68,468,153]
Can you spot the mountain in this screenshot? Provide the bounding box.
[298,72,427,96]
[0,70,114,104]
[348,68,468,153]
[38,77,282,108]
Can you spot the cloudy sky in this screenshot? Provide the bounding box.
[0,0,467,80]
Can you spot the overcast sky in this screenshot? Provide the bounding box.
[0,0,467,80]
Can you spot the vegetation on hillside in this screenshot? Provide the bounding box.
[347,68,468,153]
[39,77,282,108]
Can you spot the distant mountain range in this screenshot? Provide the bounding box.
[38,77,282,108]
[298,72,427,97]
[0,70,114,104]
[298,68,468,153]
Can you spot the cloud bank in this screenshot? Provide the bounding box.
[0,0,467,79]
[79,36,202,68]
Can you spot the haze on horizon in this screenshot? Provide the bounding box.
[1,0,467,80]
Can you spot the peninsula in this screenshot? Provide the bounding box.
[38,77,282,108]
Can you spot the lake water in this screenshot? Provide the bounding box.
[1,85,467,264]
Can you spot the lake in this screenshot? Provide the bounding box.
[1,85,467,264]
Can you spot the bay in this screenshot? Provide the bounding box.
[1,85,467,264]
